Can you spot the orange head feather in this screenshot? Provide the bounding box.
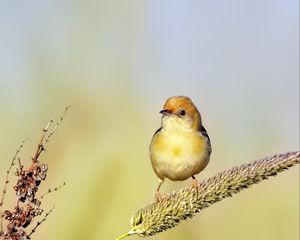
[160,96,202,130]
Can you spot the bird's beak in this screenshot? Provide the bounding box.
[159,109,172,115]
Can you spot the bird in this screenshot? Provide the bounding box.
[149,96,212,201]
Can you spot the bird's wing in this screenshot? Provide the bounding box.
[153,127,162,137]
[199,125,212,155]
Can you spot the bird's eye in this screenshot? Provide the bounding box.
[179,110,186,116]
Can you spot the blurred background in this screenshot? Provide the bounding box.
[0,1,299,240]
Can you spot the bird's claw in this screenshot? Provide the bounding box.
[191,178,200,189]
[155,191,168,202]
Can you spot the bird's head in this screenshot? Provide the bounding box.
[160,96,201,131]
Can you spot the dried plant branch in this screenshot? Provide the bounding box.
[116,151,300,239]
[38,182,66,200]
[32,120,53,163]
[32,105,71,163]
[0,106,70,240]
[26,205,55,239]
[0,140,26,232]
[41,105,71,149]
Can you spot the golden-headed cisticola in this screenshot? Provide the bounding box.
[150,96,212,200]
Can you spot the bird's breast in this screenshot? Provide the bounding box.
[151,129,205,157]
[150,129,209,181]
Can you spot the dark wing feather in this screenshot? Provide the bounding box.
[199,125,212,155]
[153,127,162,137]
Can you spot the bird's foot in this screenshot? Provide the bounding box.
[191,178,200,189]
[155,191,167,202]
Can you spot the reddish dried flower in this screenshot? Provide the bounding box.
[14,163,48,204]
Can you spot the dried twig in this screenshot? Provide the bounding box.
[26,205,55,239]
[0,106,69,240]
[32,105,71,163]
[32,120,53,163]
[42,105,71,148]
[38,183,66,200]
[0,140,26,232]
[116,151,300,239]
